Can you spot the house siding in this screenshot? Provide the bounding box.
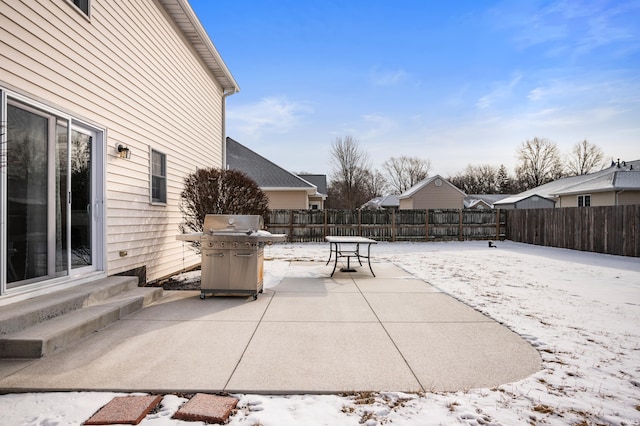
[401,182,464,210]
[558,192,614,208]
[515,197,555,209]
[265,190,309,209]
[1,0,226,282]
[399,198,413,210]
[618,191,640,206]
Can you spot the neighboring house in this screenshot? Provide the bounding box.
[464,194,512,209]
[226,138,323,209]
[298,174,328,209]
[1,0,238,299]
[398,175,466,210]
[494,159,640,209]
[362,194,400,210]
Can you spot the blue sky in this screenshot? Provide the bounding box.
[190,0,640,178]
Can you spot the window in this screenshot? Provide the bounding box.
[151,150,167,204]
[577,195,591,207]
[71,0,90,16]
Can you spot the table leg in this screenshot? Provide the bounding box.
[367,243,375,277]
[330,243,339,277]
[325,242,333,266]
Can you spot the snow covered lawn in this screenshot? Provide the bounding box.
[1,241,639,425]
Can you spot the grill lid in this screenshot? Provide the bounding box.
[204,214,264,234]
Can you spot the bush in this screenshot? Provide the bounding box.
[179,168,269,251]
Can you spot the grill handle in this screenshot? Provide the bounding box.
[206,253,225,257]
[234,253,254,257]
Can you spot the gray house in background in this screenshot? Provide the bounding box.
[464,194,512,209]
[362,194,400,210]
[495,159,640,209]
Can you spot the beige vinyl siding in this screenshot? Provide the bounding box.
[558,192,614,207]
[618,191,640,206]
[265,190,309,209]
[402,183,464,210]
[1,0,226,281]
[591,192,616,206]
[399,198,414,210]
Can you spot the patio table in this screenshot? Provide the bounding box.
[325,236,377,277]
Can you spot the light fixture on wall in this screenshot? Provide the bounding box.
[116,143,131,159]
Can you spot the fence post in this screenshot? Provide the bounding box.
[323,209,327,238]
[289,210,294,242]
[425,209,429,242]
[358,209,362,236]
[391,210,396,242]
[495,209,500,240]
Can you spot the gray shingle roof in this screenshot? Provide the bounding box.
[226,137,315,189]
[298,174,328,195]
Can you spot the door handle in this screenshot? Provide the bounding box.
[234,253,253,257]
[206,253,225,257]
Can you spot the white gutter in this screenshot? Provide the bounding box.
[221,89,237,169]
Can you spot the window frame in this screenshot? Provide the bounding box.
[150,149,167,205]
[66,0,91,19]
[577,194,591,207]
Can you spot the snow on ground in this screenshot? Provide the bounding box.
[1,241,639,425]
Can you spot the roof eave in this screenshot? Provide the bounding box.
[159,0,239,93]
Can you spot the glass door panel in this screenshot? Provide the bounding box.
[70,129,93,269]
[6,104,50,287]
[56,119,69,274]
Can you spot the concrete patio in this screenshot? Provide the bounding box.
[0,262,541,394]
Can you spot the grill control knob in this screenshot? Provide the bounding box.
[220,242,225,248]
[233,242,238,248]
[245,242,251,248]
[208,242,213,247]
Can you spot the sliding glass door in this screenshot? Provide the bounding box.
[3,97,102,291]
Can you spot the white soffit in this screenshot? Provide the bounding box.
[158,0,239,93]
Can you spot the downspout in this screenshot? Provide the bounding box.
[221,88,237,169]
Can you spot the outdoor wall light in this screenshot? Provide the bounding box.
[116,143,131,159]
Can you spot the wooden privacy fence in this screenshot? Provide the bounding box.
[506,205,640,257]
[267,209,507,243]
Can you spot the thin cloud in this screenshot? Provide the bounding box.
[487,0,640,57]
[369,67,410,87]
[476,73,523,109]
[360,114,396,139]
[227,97,312,137]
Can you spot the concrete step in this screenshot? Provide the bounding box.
[0,276,139,337]
[0,278,163,359]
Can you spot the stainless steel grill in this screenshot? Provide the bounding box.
[177,214,286,300]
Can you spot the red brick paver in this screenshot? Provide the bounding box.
[173,393,239,424]
[84,395,162,425]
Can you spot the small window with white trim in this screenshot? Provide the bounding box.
[151,149,167,204]
[577,194,591,207]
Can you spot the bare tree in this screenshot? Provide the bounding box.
[383,156,431,193]
[362,168,388,199]
[179,168,269,252]
[515,137,564,190]
[566,140,605,175]
[328,136,374,209]
[449,164,500,194]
